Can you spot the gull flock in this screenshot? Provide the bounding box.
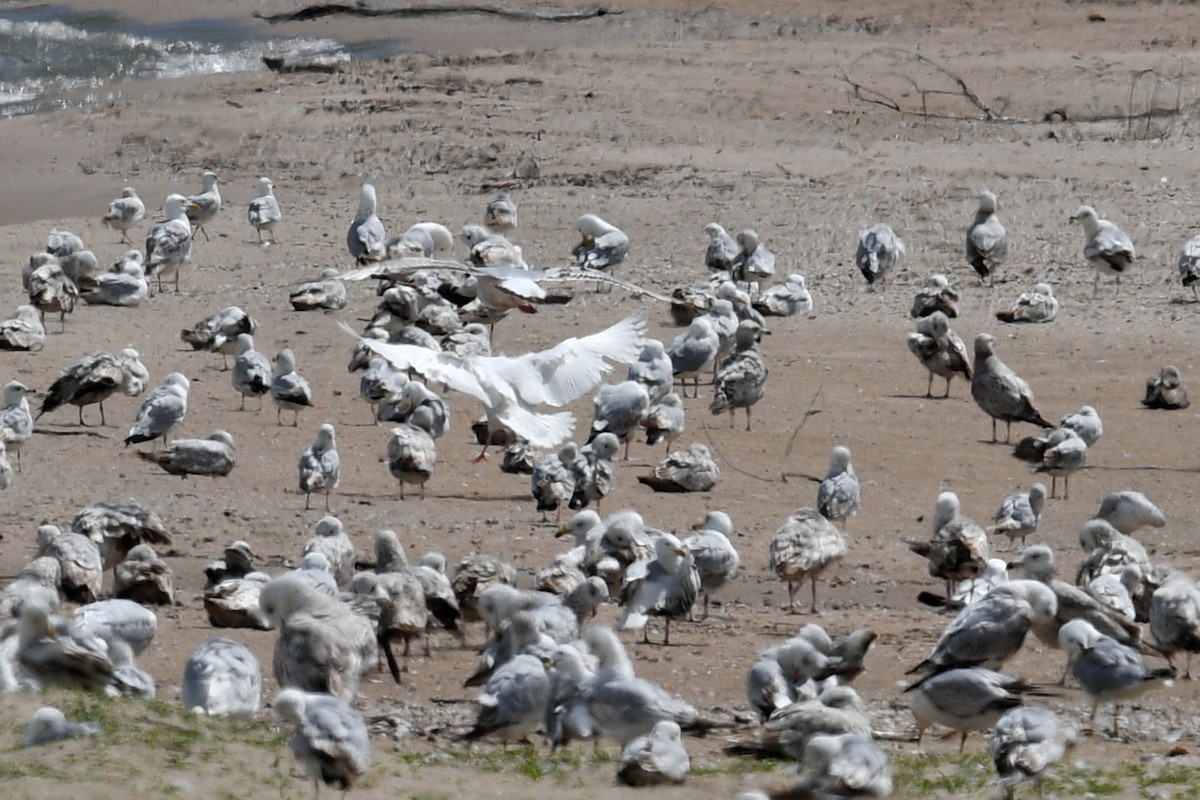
[0,170,1198,800]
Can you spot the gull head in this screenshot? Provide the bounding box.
[3,381,30,405]
[829,445,853,473]
[273,348,297,375]
[1006,544,1055,580]
[977,190,999,214]
[557,509,601,542]
[272,689,308,725]
[973,332,996,359]
[313,515,344,538]
[693,510,733,535]
[255,176,274,197]
[315,423,337,448]
[1033,282,1054,297]
[1058,618,1099,656]
[735,228,760,254]
[703,222,728,240]
[932,491,961,532]
[356,183,377,216]
[577,214,615,238]
[235,333,256,355]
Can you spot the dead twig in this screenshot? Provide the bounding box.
[840,47,1004,122]
[255,4,618,24]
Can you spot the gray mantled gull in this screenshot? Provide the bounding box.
[232,333,271,411]
[989,483,1046,548]
[290,268,347,311]
[788,733,892,798]
[1070,205,1135,296]
[617,720,690,786]
[1059,619,1173,736]
[303,515,355,589]
[618,533,700,644]
[184,170,221,241]
[16,599,151,697]
[183,638,262,717]
[724,683,872,761]
[971,333,1053,443]
[1148,571,1200,678]
[247,176,281,244]
[667,317,719,398]
[1143,365,1190,409]
[906,667,1041,751]
[23,706,101,746]
[991,705,1075,792]
[642,392,685,453]
[637,442,718,494]
[81,250,148,307]
[1097,490,1164,534]
[855,223,904,288]
[1058,405,1103,446]
[299,423,340,511]
[389,222,455,259]
[113,543,175,604]
[461,652,550,743]
[573,213,630,276]
[626,339,673,404]
[704,222,738,271]
[347,183,386,264]
[753,272,812,318]
[387,405,438,499]
[769,508,848,613]
[484,192,518,232]
[732,229,775,283]
[137,429,236,478]
[0,304,44,351]
[588,380,650,460]
[711,319,767,430]
[144,194,192,293]
[907,310,972,399]
[910,273,959,319]
[531,442,579,522]
[1016,428,1086,499]
[273,689,370,795]
[817,445,860,529]
[0,381,33,468]
[1178,233,1200,299]
[684,510,739,618]
[73,599,157,656]
[271,348,314,426]
[966,191,1008,286]
[101,187,145,244]
[996,282,1058,323]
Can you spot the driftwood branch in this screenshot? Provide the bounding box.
[255,4,618,24]
[840,47,1000,122]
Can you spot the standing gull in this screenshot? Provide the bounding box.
[124,373,189,448]
[684,510,740,619]
[304,516,355,589]
[347,183,386,264]
[618,533,701,645]
[996,283,1058,323]
[642,392,685,453]
[1143,365,1190,410]
[273,689,370,798]
[1070,205,1135,295]
[971,333,1053,443]
[626,339,674,404]
[0,381,33,470]
[731,229,775,283]
[0,304,45,352]
[817,445,860,529]
[667,317,719,398]
[531,442,579,522]
[387,405,438,499]
[966,190,1008,286]
[910,274,959,319]
[770,508,848,613]
[1178,233,1200,299]
[144,194,192,293]
[101,187,145,244]
[704,222,738,271]
[573,213,630,278]
[588,380,650,460]
[1014,427,1086,499]
[232,334,271,411]
[907,491,990,600]
[183,638,261,718]
[184,170,221,241]
[271,348,314,426]
[907,311,972,398]
[247,176,281,244]
[26,257,78,331]
[137,430,236,478]
[710,319,768,430]
[989,483,1046,549]
[1149,571,1200,679]
[570,432,619,508]
[907,667,1043,751]
[299,423,340,511]
[855,223,905,288]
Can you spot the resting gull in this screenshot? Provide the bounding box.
[81,250,148,307]
[352,565,427,684]
[113,543,175,604]
[684,510,739,619]
[971,333,1052,443]
[137,429,236,478]
[989,483,1046,549]
[906,310,971,398]
[704,222,738,271]
[271,348,315,426]
[667,317,719,398]
[991,705,1075,793]
[291,268,347,311]
[1097,490,1165,534]
[638,441,717,494]
[23,707,101,746]
[183,638,262,717]
[1015,427,1086,499]
[855,223,904,288]
[461,652,550,743]
[1143,365,1190,409]
[0,304,44,351]
[273,689,370,796]
[910,273,959,319]
[101,187,145,244]
[180,305,257,368]
[247,176,281,244]
[817,445,860,529]
[770,508,848,613]
[36,523,103,603]
[618,720,690,786]
[996,282,1058,323]
[484,192,518,232]
[71,500,171,572]
[1071,205,1136,295]
[907,491,990,600]
[298,423,340,511]
[625,339,673,404]
[753,272,812,318]
[347,183,386,264]
[303,515,355,589]
[1149,571,1200,678]
[1058,405,1103,446]
[531,442,579,522]
[588,380,650,460]
[966,190,1007,286]
[184,170,221,241]
[26,257,77,331]
[573,213,630,277]
[144,194,192,293]
[73,599,157,656]
[788,733,892,798]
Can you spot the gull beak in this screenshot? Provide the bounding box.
[186,202,202,213]
[1005,561,1019,571]
[690,521,704,531]
[674,547,688,558]
[555,527,571,539]
[541,656,556,669]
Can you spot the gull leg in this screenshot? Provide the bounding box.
[728,409,735,429]
[174,270,180,294]
[958,731,968,753]
[239,394,246,411]
[399,481,406,500]
[745,407,752,432]
[786,581,795,614]
[98,403,107,426]
[276,407,283,426]
[325,491,331,513]
[663,617,671,646]
[990,417,997,442]
[305,493,311,511]
[810,578,820,615]
[943,377,951,399]
[1004,419,1012,444]
[925,372,934,398]
[471,443,490,463]
[1063,475,1069,500]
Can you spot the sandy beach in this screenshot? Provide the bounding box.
[2,0,1200,797]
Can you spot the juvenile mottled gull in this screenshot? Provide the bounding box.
[531,442,579,522]
[906,310,971,398]
[232,333,271,411]
[0,304,44,351]
[907,491,990,599]
[996,282,1058,324]
[817,445,860,529]
[1071,204,1135,296]
[247,176,281,244]
[183,638,261,717]
[271,348,314,426]
[290,268,347,311]
[638,442,719,493]
[991,706,1075,793]
[754,273,812,318]
[617,720,689,786]
[180,306,257,369]
[352,562,428,683]
[711,320,767,430]
[770,508,848,613]
[36,524,103,603]
[971,333,1053,443]
[347,183,386,264]
[618,533,701,644]
[184,170,221,241]
[1143,365,1190,410]
[26,257,77,331]
[304,515,355,589]
[966,191,1007,286]
[684,511,739,619]
[137,430,236,478]
[144,194,191,293]
[989,483,1046,549]
[569,432,619,509]
[273,689,370,796]
[299,423,340,511]
[113,543,175,605]
[1178,233,1200,299]
[855,223,905,287]
[387,405,438,499]
[910,273,959,319]
[71,499,171,572]
[102,187,145,244]
[124,372,188,447]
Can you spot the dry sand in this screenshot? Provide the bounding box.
[3,0,1200,797]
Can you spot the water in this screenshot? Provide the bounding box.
[0,4,400,117]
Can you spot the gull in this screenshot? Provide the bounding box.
[291,268,347,311]
[272,348,314,426]
[966,191,1008,286]
[144,194,192,293]
[0,381,33,469]
[204,540,258,587]
[0,442,12,489]
[704,222,738,271]
[971,333,1053,443]
[138,430,235,478]
[387,222,455,259]
[101,187,145,244]
[1071,204,1135,295]
[410,551,465,641]
[531,442,580,522]
[618,533,701,644]
[304,515,355,589]
[907,492,990,600]
[484,192,518,232]
[347,311,647,457]
[684,510,740,619]
[0,304,45,351]
[73,599,157,656]
[80,250,148,306]
[15,599,149,697]
[1058,405,1103,446]
[855,223,904,288]
[566,433,617,508]
[725,684,873,761]
[358,357,408,422]
[463,609,555,688]
[1143,365,1190,409]
[36,523,103,603]
[906,310,971,398]
[667,317,719,398]
[817,445,860,529]
[1178,233,1200,299]
[205,572,271,630]
[46,229,83,258]
[184,170,221,241]
[23,707,101,746]
[124,373,188,448]
[754,273,813,318]
[1097,490,1165,534]
[113,544,175,604]
[637,442,719,493]
[0,558,61,627]
[996,282,1058,323]
[299,423,340,511]
[991,706,1075,795]
[573,213,630,277]
[907,580,1058,675]
[351,567,427,684]
[910,273,959,319]
[618,720,690,786]
[989,483,1046,548]
[461,223,527,269]
[183,638,261,717]
[180,305,257,368]
[1013,427,1086,499]
[258,574,375,701]
[461,652,550,744]
[452,554,518,625]
[711,320,768,430]
[71,500,171,573]
[27,256,78,331]
[347,182,386,264]
[232,334,272,410]
[1059,619,1173,736]
[588,380,650,459]
[770,508,848,613]
[273,689,370,798]
[247,176,281,244]
[788,733,892,798]
[732,229,775,283]
[906,667,1043,751]
[387,406,438,499]
[642,392,685,453]
[543,644,599,749]
[1149,571,1200,678]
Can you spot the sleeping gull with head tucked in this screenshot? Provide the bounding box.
[102,187,145,245]
[996,282,1058,324]
[183,638,261,717]
[0,304,44,352]
[856,223,904,288]
[124,373,188,448]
